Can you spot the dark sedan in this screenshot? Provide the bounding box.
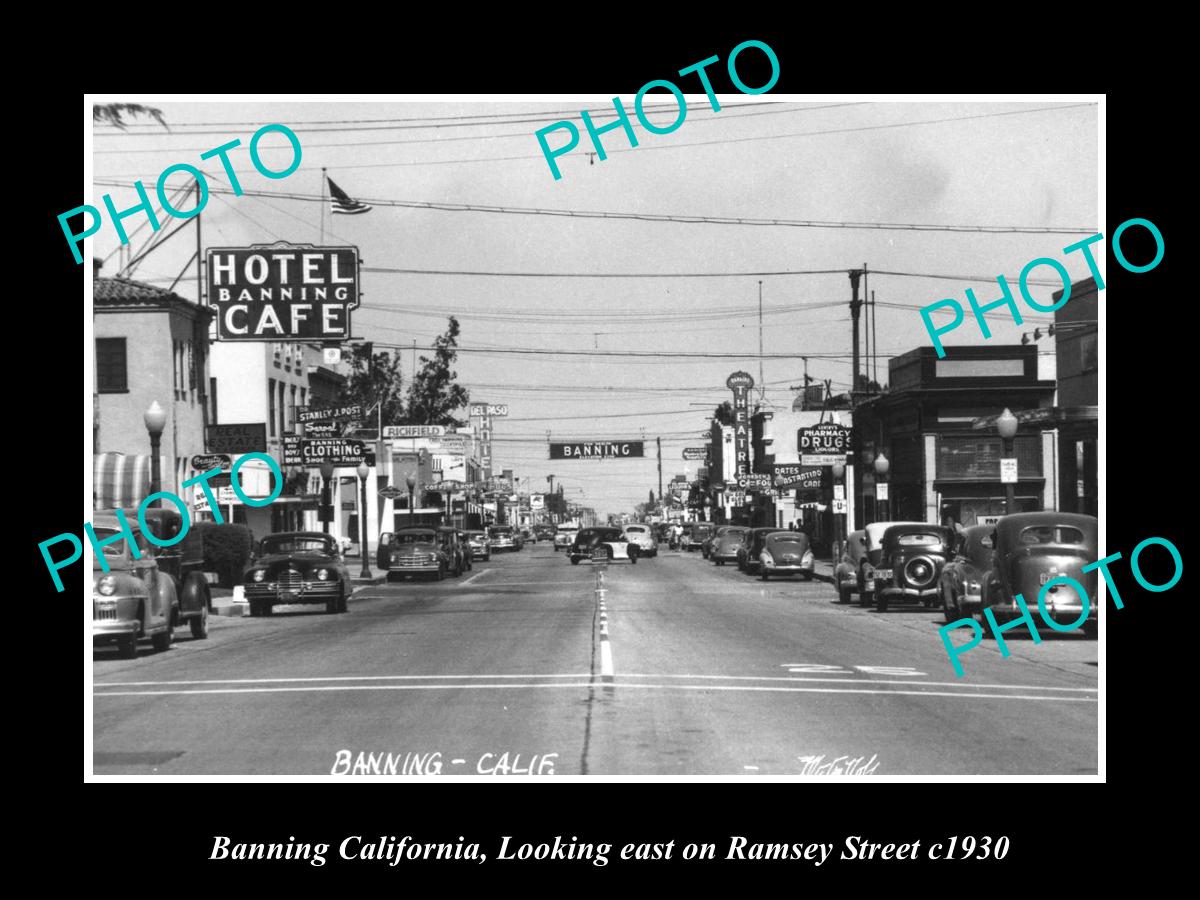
[243,532,351,616]
[980,512,1098,637]
[378,528,450,581]
[940,525,995,622]
[737,527,781,574]
[757,531,815,580]
[871,524,956,612]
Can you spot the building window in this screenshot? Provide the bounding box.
[268,378,277,437]
[1080,332,1097,373]
[210,377,218,425]
[936,435,1043,480]
[96,338,128,393]
[300,387,307,412]
[278,381,287,436]
[187,340,195,393]
[289,384,298,431]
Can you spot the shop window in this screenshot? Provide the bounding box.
[1080,332,1097,373]
[937,435,1043,479]
[96,338,127,393]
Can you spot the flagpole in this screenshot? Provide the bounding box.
[320,167,327,243]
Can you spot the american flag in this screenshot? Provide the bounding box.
[328,177,372,215]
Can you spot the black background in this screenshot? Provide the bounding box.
[29,22,1175,889]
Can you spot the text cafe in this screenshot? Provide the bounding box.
[207,245,360,340]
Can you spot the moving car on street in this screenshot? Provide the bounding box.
[980,512,1098,637]
[622,523,658,557]
[244,532,352,615]
[710,526,749,566]
[834,530,868,604]
[568,527,640,565]
[554,524,579,552]
[683,523,713,553]
[758,531,815,581]
[92,513,180,658]
[464,530,491,562]
[534,525,555,542]
[940,525,996,622]
[489,525,518,552]
[870,523,956,613]
[378,527,451,581]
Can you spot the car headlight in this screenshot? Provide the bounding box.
[96,575,117,596]
[762,552,774,565]
[966,580,981,594]
[252,569,266,582]
[315,569,329,581]
[802,550,814,566]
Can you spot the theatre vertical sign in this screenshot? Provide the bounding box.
[207,243,360,341]
[727,371,753,477]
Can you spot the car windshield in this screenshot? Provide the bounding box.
[1020,525,1086,545]
[91,528,129,560]
[897,533,943,546]
[260,535,334,555]
[625,526,646,533]
[396,532,437,544]
[767,534,805,544]
[492,527,513,535]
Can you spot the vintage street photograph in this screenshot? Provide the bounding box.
[85,94,1101,777]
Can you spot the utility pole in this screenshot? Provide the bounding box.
[849,269,863,396]
[657,436,663,505]
[195,178,208,429]
[757,280,765,405]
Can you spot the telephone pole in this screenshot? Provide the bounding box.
[657,436,663,505]
[849,269,863,396]
[757,280,765,405]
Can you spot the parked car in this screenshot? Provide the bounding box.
[489,525,518,552]
[757,531,815,580]
[554,525,579,552]
[711,526,749,566]
[980,512,1098,637]
[870,523,956,613]
[622,524,658,557]
[136,506,211,639]
[738,527,781,574]
[568,527,640,565]
[833,530,868,604]
[438,526,471,576]
[464,530,491,562]
[92,513,180,658]
[243,531,352,615]
[940,525,996,622]
[378,527,450,581]
[859,521,927,606]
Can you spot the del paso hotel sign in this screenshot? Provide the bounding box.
[207,242,360,341]
[550,441,644,459]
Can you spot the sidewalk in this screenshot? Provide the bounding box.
[812,557,836,584]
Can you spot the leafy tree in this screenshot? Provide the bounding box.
[93,103,169,130]
[713,401,736,426]
[338,342,406,426]
[406,317,470,427]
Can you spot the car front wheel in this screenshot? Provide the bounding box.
[118,635,138,659]
[151,611,175,652]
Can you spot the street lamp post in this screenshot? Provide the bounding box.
[874,451,890,522]
[319,461,335,535]
[997,407,1018,515]
[832,459,846,558]
[406,474,417,525]
[357,461,371,579]
[143,402,167,508]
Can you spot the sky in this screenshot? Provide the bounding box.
[88,96,1100,518]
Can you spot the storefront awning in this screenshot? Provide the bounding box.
[93,452,168,510]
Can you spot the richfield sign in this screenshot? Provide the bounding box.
[727,371,754,477]
[207,243,360,341]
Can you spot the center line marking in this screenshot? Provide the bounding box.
[459,568,492,586]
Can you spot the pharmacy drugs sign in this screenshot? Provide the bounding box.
[207,242,360,341]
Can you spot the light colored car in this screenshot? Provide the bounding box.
[758,531,815,580]
[711,526,749,566]
[834,530,868,603]
[464,530,491,562]
[622,524,657,557]
[554,526,579,552]
[92,514,179,658]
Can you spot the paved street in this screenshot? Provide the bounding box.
[93,541,1098,776]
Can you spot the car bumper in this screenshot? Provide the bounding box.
[985,599,1097,627]
[714,550,741,561]
[92,619,139,641]
[469,549,489,559]
[879,584,939,599]
[244,582,343,603]
[763,563,814,575]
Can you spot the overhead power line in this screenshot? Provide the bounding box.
[90,179,1094,235]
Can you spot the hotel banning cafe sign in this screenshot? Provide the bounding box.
[206,242,360,341]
